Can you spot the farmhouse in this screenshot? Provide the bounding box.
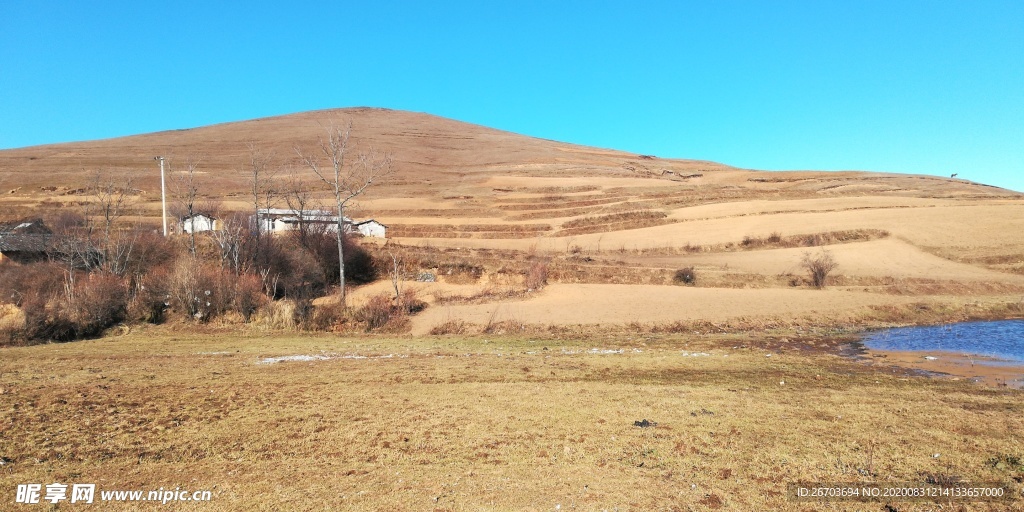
[0,234,53,264]
[354,219,386,238]
[255,209,386,238]
[180,213,218,234]
[0,220,53,263]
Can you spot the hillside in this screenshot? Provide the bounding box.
[1,107,1023,333]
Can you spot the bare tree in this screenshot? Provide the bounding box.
[388,252,404,301]
[283,173,323,250]
[170,157,202,256]
[297,122,393,302]
[210,212,250,275]
[246,142,278,262]
[81,171,137,275]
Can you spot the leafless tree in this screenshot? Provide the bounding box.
[170,156,202,256]
[297,122,393,302]
[283,173,323,250]
[246,142,278,261]
[388,252,404,301]
[210,212,250,275]
[81,171,137,276]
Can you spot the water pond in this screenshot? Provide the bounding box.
[863,319,1024,365]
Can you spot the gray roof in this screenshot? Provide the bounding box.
[0,219,51,235]
[0,233,53,253]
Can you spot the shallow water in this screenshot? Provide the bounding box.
[864,320,1024,365]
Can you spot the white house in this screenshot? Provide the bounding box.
[181,214,217,233]
[255,209,386,238]
[354,219,386,238]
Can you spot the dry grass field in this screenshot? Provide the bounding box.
[2,108,1024,509]
[1,330,1023,511]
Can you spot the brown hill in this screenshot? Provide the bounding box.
[0,107,731,195]
[2,107,1023,334]
[1,107,1015,202]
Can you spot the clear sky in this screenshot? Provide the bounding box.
[2,1,1022,191]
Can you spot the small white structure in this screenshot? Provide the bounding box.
[181,214,217,234]
[255,209,386,238]
[354,220,386,238]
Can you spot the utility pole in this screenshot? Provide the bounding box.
[155,156,167,236]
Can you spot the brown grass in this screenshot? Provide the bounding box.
[1,330,1022,510]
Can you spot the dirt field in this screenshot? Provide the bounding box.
[1,331,1022,510]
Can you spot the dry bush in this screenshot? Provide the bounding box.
[355,293,403,331]
[0,304,26,344]
[233,273,267,323]
[673,267,696,285]
[429,318,471,335]
[525,261,549,290]
[122,230,178,277]
[355,289,425,332]
[253,300,297,330]
[168,258,235,321]
[802,250,838,289]
[130,265,172,323]
[307,302,345,331]
[169,257,205,319]
[561,211,666,229]
[0,261,72,341]
[69,271,129,337]
[397,288,427,314]
[482,319,526,335]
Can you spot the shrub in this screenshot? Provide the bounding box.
[232,273,267,323]
[525,261,549,290]
[307,302,344,331]
[429,318,470,335]
[70,272,129,337]
[0,304,26,344]
[254,299,297,330]
[674,267,696,285]
[169,257,207,320]
[356,293,401,331]
[0,261,74,342]
[802,250,838,289]
[131,265,172,323]
[355,289,425,332]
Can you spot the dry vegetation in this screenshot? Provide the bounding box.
[1,331,1022,510]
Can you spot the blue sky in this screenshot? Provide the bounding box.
[2,1,1022,191]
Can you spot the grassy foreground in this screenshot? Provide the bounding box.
[1,329,1022,511]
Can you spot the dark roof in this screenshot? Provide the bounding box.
[181,213,216,221]
[0,234,53,253]
[354,219,387,227]
[0,219,51,235]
